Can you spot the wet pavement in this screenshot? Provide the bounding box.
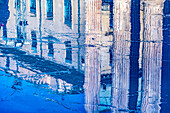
[0,0,170,113]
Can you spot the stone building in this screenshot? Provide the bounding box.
[5,0,86,71]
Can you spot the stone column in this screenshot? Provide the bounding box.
[84,0,102,112]
[141,0,165,113]
[111,0,131,112]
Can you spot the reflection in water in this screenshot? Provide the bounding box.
[64,0,72,28]
[129,0,141,111]
[0,0,10,38]
[47,0,53,19]
[84,46,101,113]
[48,39,54,57]
[15,0,27,47]
[65,41,72,64]
[0,54,82,94]
[161,0,170,112]
[84,0,101,113]
[0,0,170,113]
[111,0,131,112]
[31,31,37,47]
[5,56,10,69]
[31,31,37,53]
[141,0,164,112]
[30,0,36,14]
[16,26,24,47]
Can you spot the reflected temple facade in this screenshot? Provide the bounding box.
[0,0,170,113]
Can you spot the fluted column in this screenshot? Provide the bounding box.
[84,46,101,113]
[85,0,101,44]
[84,0,102,113]
[111,0,131,112]
[141,0,165,113]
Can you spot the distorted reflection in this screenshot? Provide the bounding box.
[84,1,101,112]
[64,0,72,28]
[0,0,169,113]
[0,0,10,38]
[5,56,10,69]
[141,0,165,112]
[129,0,141,111]
[47,0,53,19]
[111,0,131,112]
[30,0,36,14]
[48,39,54,57]
[65,41,72,64]
[31,31,37,53]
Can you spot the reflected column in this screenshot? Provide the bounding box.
[84,0,102,113]
[141,0,165,112]
[111,0,131,112]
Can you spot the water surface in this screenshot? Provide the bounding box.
[0,0,170,113]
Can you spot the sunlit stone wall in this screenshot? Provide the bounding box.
[141,0,165,112]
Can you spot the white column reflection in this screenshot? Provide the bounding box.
[84,0,102,113]
[141,0,165,113]
[111,0,131,112]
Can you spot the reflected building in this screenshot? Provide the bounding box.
[3,0,115,76]
[111,0,131,112]
[0,0,170,112]
[6,0,85,71]
[141,0,165,112]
